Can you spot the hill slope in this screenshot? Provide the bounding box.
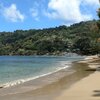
[0,20,100,55]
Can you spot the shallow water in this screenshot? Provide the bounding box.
[0,55,84,86]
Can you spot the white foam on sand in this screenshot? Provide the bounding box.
[1,62,71,88]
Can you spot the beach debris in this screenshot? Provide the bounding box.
[0,85,4,89]
[93,90,100,97]
[85,68,96,71]
[96,67,100,71]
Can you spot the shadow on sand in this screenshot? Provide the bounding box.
[93,90,100,97]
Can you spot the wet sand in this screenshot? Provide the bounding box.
[0,60,93,100]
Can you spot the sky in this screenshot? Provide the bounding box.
[0,0,99,32]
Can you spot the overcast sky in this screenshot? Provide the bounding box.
[0,0,99,31]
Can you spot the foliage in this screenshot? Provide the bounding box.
[0,20,100,55]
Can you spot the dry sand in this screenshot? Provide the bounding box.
[55,56,100,100]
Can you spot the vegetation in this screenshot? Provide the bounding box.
[97,0,100,29]
[0,20,100,55]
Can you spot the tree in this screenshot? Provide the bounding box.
[73,37,92,55]
[0,20,99,55]
[97,0,100,29]
[97,0,100,18]
[98,8,100,18]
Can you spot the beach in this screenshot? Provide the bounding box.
[0,56,99,100]
[55,72,100,100]
[55,56,100,100]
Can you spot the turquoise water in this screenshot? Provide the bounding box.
[0,55,84,86]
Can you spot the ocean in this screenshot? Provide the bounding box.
[0,54,85,88]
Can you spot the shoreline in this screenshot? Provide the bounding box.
[0,63,71,88]
[0,55,99,100]
[0,54,82,88]
[0,63,77,96]
[0,54,83,89]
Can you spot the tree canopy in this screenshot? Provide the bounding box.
[0,20,100,55]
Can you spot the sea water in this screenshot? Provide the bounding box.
[0,55,85,87]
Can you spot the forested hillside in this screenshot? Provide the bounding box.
[0,20,100,55]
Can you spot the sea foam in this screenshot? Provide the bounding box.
[2,62,71,88]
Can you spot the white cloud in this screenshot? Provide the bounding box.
[0,3,3,12]
[30,8,39,21]
[3,4,25,22]
[83,0,99,6]
[30,1,40,21]
[45,0,99,24]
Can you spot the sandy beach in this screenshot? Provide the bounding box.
[0,56,99,100]
[55,71,100,100]
[55,56,100,100]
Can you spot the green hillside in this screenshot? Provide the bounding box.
[0,20,100,55]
